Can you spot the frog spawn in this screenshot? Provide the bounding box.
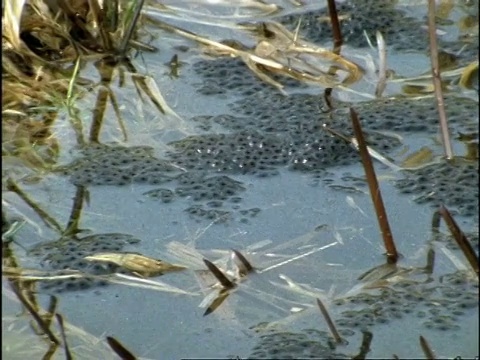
[189,84,478,217]
[344,96,479,135]
[248,329,351,359]
[28,233,140,293]
[168,124,399,174]
[332,274,478,332]
[229,92,478,137]
[433,230,479,253]
[167,130,293,176]
[186,92,403,173]
[246,268,477,358]
[61,144,179,186]
[395,159,479,217]
[61,144,254,223]
[191,57,304,97]
[276,0,473,55]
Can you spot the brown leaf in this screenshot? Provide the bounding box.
[84,253,186,277]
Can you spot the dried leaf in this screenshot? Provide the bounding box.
[459,60,479,89]
[401,147,434,169]
[84,253,186,277]
[3,0,26,50]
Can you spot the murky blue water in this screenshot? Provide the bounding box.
[3,1,478,359]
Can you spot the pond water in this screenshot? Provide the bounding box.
[2,0,478,359]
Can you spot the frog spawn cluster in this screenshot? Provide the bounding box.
[191,57,305,98]
[188,92,403,173]
[61,63,478,219]
[247,269,478,359]
[278,0,428,52]
[248,328,351,359]
[332,272,478,332]
[188,71,479,216]
[60,144,179,186]
[28,233,140,292]
[395,160,479,217]
[61,144,258,223]
[276,0,479,62]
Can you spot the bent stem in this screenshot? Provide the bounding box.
[352,331,373,360]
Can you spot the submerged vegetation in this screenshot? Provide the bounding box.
[2,0,478,359]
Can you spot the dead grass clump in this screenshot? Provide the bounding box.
[2,0,153,169]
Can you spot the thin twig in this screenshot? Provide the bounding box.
[439,205,479,276]
[42,296,59,334]
[326,0,343,52]
[349,108,398,263]
[425,248,435,275]
[5,178,63,233]
[427,0,453,159]
[431,209,441,234]
[106,336,137,360]
[88,0,113,51]
[55,314,72,360]
[375,31,387,98]
[419,335,436,359]
[3,243,59,345]
[323,0,344,110]
[316,298,342,343]
[64,186,86,236]
[103,0,119,32]
[118,0,145,56]
[10,282,60,345]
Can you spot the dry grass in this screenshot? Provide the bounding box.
[2,1,478,358]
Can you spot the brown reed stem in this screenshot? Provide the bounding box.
[349,108,398,263]
[316,298,342,343]
[56,314,73,360]
[106,336,137,360]
[427,0,453,159]
[439,205,479,277]
[327,0,343,52]
[419,335,436,359]
[323,0,344,110]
